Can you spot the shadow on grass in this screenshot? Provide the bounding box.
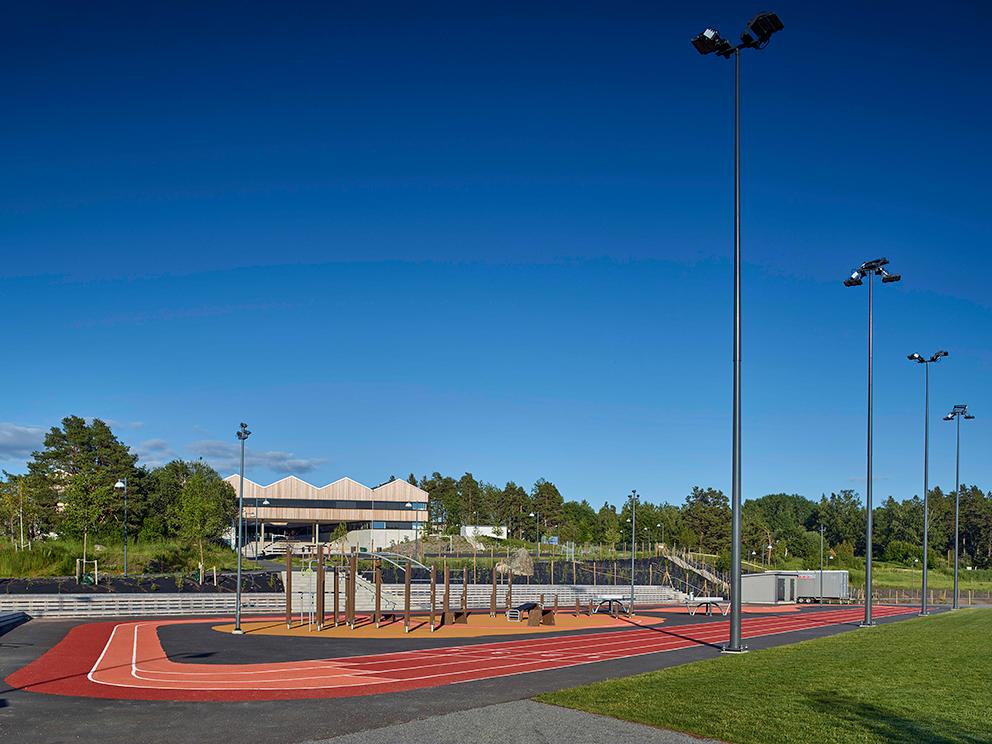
[805,692,986,744]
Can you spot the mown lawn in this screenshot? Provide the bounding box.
[537,609,992,744]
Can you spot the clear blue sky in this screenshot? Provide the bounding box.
[1,1,989,509]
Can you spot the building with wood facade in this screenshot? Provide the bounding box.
[224,474,429,550]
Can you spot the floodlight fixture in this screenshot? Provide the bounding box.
[745,11,784,47]
[115,479,125,489]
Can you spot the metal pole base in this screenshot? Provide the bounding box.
[721,646,748,654]
[858,622,876,628]
[919,611,930,616]
[231,628,245,635]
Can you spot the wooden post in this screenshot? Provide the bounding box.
[374,558,382,628]
[213,565,218,586]
[316,544,325,630]
[649,564,653,586]
[333,566,340,627]
[443,560,452,625]
[348,549,358,629]
[404,559,412,632]
[613,561,617,586]
[285,550,293,628]
[575,597,580,616]
[593,561,597,586]
[430,565,437,631]
[461,566,468,612]
[473,552,477,584]
[572,560,576,586]
[507,569,513,609]
[550,559,555,585]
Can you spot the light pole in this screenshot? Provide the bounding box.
[692,10,784,654]
[253,498,269,557]
[529,511,540,558]
[233,422,251,635]
[907,350,948,615]
[944,404,975,610]
[819,523,824,604]
[628,490,638,612]
[114,477,128,577]
[843,257,902,627]
[405,500,423,559]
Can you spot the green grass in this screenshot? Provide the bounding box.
[537,609,992,744]
[847,564,992,593]
[0,540,257,577]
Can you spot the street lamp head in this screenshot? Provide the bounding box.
[880,272,901,283]
[943,414,955,421]
[907,353,922,362]
[843,274,863,287]
[930,350,949,362]
[114,480,125,489]
[964,414,976,420]
[237,422,251,441]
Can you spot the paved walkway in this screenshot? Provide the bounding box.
[302,700,722,744]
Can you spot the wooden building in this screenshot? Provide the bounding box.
[224,474,428,548]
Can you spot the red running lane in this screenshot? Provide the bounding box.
[4,605,916,701]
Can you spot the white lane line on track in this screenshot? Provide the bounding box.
[87,606,915,691]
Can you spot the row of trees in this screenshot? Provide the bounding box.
[0,416,236,567]
[410,472,992,569]
[2,416,990,571]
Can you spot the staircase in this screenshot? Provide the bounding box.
[661,547,730,594]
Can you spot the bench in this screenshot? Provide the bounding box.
[684,596,729,617]
[505,601,555,626]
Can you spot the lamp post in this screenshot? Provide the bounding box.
[405,500,422,559]
[233,422,251,635]
[692,10,784,654]
[114,478,128,577]
[944,404,975,610]
[529,511,540,558]
[843,257,902,627]
[819,523,824,604]
[631,492,637,610]
[253,498,269,557]
[907,350,948,615]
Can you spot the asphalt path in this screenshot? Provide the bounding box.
[0,606,927,744]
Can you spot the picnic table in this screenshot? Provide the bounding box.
[593,594,631,615]
[683,596,729,617]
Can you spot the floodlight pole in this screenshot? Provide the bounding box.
[953,411,961,609]
[629,490,638,613]
[233,422,251,635]
[863,271,875,627]
[727,46,745,653]
[819,523,824,604]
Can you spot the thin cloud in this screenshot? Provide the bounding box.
[187,440,327,475]
[0,422,45,462]
[135,438,178,468]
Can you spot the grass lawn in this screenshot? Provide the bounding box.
[537,609,992,744]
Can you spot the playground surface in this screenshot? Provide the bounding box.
[1,604,919,743]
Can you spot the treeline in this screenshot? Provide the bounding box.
[411,473,992,570]
[0,416,236,566]
[3,417,990,572]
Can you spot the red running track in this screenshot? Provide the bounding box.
[4,605,915,702]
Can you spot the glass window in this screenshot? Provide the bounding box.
[372,521,386,529]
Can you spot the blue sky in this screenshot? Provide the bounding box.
[2,1,989,508]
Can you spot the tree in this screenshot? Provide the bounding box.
[168,469,236,571]
[682,486,731,552]
[25,416,141,535]
[531,479,564,539]
[59,472,116,561]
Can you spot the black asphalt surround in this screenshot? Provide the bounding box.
[0,607,931,744]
